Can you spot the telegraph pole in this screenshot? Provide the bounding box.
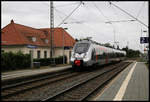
[127,41,129,49]
[50,1,54,58]
[50,1,55,65]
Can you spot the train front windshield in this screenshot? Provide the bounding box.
[74,43,90,54]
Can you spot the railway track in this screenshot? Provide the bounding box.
[1,69,77,99]
[43,62,131,101]
[2,61,131,101]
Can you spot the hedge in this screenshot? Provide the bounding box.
[33,56,67,66]
[1,51,31,71]
[1,51,67,71]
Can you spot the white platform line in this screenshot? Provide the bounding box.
[113,61,137,101]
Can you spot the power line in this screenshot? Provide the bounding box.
[93,2,111,22]
[93,2,118,46]
[57,1,84,27]
[54,8,80,23]
[109,1,148,28]
[41,2,82,26]
[105,19,135,23]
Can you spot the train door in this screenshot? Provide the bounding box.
[91,48,96,61]
[105,53,108,63]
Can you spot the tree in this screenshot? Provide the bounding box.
[122,47,141,58]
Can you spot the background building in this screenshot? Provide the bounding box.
[1,20,76,64]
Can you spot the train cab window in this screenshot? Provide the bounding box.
[74,43,90,54]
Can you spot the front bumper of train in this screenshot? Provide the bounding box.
[71,60,92,67]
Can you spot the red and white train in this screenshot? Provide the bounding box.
[70,39,126,69]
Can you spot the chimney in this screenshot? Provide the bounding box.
[11,19,14,23]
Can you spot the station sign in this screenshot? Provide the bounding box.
[140,37,149,44]
[27,45,37,49]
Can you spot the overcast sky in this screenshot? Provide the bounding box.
[1,1,149,53]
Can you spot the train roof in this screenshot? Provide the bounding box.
[75,39,126,54]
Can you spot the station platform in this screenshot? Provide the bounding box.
[94,61,149,101]
[2,65,71,81]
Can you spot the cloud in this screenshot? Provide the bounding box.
[1,1,148,53]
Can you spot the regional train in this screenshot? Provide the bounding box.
[70,39,126,70]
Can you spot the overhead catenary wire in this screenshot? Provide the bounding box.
[54,8,81,23]
[57,1,84,27]
[109,1,148,28]
[42,1,146,52]
[41,2,82,26]
[93,2,112,23]
[93,2,118,47]
[93,2,135,24]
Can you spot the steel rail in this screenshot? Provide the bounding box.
[43,62,130,101]
[1,69,78,99]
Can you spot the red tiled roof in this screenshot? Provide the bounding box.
[1,20,75,47]
[39,28,76,47]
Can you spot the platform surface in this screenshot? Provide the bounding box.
[2,65,71,81]
[94,61,149,101]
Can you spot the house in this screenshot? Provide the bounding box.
[1,20,76,64]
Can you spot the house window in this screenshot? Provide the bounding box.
[37,50,40,58]
[44,51,47,58]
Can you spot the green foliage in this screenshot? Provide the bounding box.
[1,51,30,71]
[122,47,141,58]
[33,56,67,66]
[1,50,67,71]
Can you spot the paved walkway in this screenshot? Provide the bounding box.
[94,61,149,101]
[2,65,71,81]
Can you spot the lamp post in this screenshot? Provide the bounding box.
[105,22,117,48]
[62,28,68,64]
[143,30,148,61]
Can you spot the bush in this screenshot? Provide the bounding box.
[33,56,67,66]
[1,51,30,71]
[1,51,67,72]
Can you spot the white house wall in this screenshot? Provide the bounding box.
[2,46,72,64]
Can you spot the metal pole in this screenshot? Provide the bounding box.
[50,1,55,65]
[63,29,64,64]
[147,30,149,62]
[113,27,116,48]
[50,1,53,58]
[127,41,129,49]
[31,50,33,68]
[140,29,143,59]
